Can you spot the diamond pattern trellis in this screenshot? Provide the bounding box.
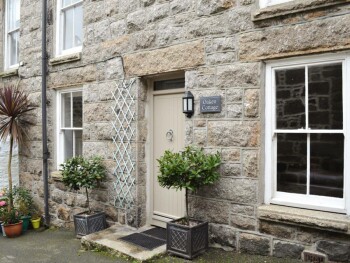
[112,78,137,209]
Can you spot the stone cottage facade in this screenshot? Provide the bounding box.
[1,0,350,261]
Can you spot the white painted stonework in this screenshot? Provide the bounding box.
[0,140,19,189]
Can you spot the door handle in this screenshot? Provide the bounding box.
[166,129,174,142]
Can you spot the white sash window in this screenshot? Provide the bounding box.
[5,0,20,69]
[265,54,350,215]
[260,0,293,8]
[56,0,83,56]
[57,89,83,167]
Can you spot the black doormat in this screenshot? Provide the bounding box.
[119,227,166,251]
[141,227,166,241]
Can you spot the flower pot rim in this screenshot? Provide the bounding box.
[30,217,41,222]
[75,210,105,217]
[167,217,208,229]
[3,220,23,227]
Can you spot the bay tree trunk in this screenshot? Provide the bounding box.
[85,187,91,214]
[8,136,14,210]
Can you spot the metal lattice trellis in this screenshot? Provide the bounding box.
[111,78,137,209]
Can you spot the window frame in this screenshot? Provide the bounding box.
[56,88,83,169]
[265,53,350,216]
[4,0,20,69]
[55,0,83,57]
[260,0,293,8]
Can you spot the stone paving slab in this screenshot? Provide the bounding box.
[81,224,166,262]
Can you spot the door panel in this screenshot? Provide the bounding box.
[152,92,185,227]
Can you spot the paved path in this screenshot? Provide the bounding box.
[0,228,126,263]
[0,228,302,263]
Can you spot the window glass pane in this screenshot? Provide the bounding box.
[308,64,343,130]
[74,5,83,47]
[62,0,72,8]
[277,134,307,194]
[9,31,19,66]
[73,91,82,128]
[63,8,74,50]
[74,130,83,156]
[310,134,344,198]
[63,130,73,161]
[154,78,185,91]
[8,0,20,31]
[61,93,71,128]
[276,68,306,129]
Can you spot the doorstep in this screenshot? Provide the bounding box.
[81,224,166,262]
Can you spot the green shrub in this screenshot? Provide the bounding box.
[60,156,106,213]
[157,146,221,220]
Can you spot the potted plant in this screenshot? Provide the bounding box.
[0,86,34,211]
[157,146,221,259]
[13,186,34,233]
[60,156,107,237]
[30,209,41,229]
[0,190,8,236]
[1,208,22,238]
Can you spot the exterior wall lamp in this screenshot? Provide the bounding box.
[183,91,194,118]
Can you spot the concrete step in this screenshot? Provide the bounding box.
[81,224,166,262]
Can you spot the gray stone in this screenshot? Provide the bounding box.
[206,36,236,53]
[221,163,241,176]
[210,224,237,248]
[193,129,207,146]
[231,204,255,216]
[239,233,270,256]
[240,14,350,61]
[226,89,243,103]
[242,150,258,178]
[244,89,259,118]
[260,221,295,240]
[197,0,235,16]
[227,104,242,118]
[316,240,350,262]
[273,241,304,259]
[217,63,260,88]
[208,121,260,147]
[230,214,256,230]
[189,196,230,224]
[197,177,258,204]
[221,148,240,163]
[207,52,236,65]
[124,40,205,76]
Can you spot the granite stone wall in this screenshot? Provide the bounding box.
[1,0,350,261]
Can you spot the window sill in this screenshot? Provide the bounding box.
[0,68,18,78]
[49,52,81,66]
[258,205,350,233]
[51,171,63,181]
[253,0,349,21]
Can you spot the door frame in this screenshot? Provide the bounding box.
[146,73,185,227]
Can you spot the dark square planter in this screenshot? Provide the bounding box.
[166,218,208,259]
[73,211,107,237]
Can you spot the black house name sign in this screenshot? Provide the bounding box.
[200,96,221,113]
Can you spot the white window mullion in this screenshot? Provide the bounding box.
[70,92,73,128]
[73,130,76,157]
[72,7,76,48]
[305,66,310,196]
[306,134,310,195]
[344,58,350,215]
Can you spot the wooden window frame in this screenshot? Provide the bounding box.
[4,0,20,69]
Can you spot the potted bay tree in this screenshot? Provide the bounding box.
[60,156,107,237]
[157,146,221,259]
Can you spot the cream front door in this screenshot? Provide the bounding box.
[152,92,185,227]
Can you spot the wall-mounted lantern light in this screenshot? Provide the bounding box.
[183,91,194,118]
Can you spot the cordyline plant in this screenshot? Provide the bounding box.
[157,146,221,223]
[60,156,107,214]
[0,86,34,210]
